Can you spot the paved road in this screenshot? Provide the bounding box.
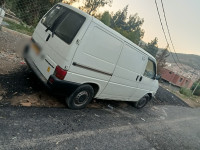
[0,105,200,150]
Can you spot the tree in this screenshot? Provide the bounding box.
[0,0,5,7]
[100,11,111,26]
[62,0,79,5]
[144,38,159,57]
[111,5,128,29]
[108,5,144,45]
[191,79,200,96]
[126,14,144,31]
[82,0,112,15]
[156,46,170,74]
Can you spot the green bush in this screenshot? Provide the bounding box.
[4,19,34,35]
[191,82,200,96]
[180,88,192,97]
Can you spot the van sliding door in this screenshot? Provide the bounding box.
[100,43,147,101]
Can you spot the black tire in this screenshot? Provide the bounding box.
[66,84,94,110]
[134,95,150,109]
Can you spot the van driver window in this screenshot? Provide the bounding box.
[144,59,156,79]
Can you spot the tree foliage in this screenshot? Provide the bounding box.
[111,5,128,29]
[156,46,170,74]
[100,11,111,26]
[0,0,5,7]
[191,80,200,96]
[62,0,79,5]
[100,6,144,45]
[82,0,112,15]
[144,38,159,57]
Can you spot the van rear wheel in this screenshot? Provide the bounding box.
[66,84,94,110]
[134,95,149,109]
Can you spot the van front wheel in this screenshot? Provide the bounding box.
[66,84,94,110]
[133,95,149,109]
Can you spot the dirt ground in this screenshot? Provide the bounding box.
[0,27,195,109]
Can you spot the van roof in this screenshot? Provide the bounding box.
[59,3,156,62]
[59,3,92,19]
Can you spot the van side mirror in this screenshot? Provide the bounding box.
[155,75,161,80]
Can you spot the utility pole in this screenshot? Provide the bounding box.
[192,78,200,95]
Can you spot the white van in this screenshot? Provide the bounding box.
[24,3,160,109]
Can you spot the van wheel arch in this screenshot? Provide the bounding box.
[84,83,99,97]
[133,94,150,109]
[147,93,152,101]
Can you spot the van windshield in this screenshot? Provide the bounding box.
[41,4,85,44]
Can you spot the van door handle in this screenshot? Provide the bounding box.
[46,34,51,41]
[139,76,143,82]
[136,75,139,81]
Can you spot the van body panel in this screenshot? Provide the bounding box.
[68,22,123,81]
[99,43,148,101]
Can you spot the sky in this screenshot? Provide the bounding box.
[72,0,200,55]
[100,0,200,55]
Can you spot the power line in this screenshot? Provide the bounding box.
[154,0,183,71]
[160,0,187,70]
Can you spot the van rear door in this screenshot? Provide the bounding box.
[30,4,88,80]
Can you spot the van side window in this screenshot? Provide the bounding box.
[144,59,156,79]
[55,12,85,44]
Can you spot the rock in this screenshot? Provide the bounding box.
[94,114,100,117]
[107,104,113,110]
[13,92,18,95]
[20,102,31,107]
[0,96,3,101]
[28,129,32,132]
[20,61,25,64]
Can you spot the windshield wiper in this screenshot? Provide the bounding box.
[45,10,69,37]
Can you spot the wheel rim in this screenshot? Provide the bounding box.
[137,97,147,108]
[74,91,89,106]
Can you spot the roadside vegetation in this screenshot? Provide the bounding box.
[180,88,192,97]
[178,82,200,107]
[3,18,34,35]
[179,80,200,98]
[159,83,200,107]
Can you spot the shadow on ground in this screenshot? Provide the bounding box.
[0,65,189,108]
[0,65,66,107]
[0,65,42,98]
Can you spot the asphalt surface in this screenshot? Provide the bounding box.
[0,104,200,150]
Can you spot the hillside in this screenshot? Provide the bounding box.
[166,53,200,70]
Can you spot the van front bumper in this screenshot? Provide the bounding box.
[24,48,80,95]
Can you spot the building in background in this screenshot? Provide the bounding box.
[161,68,194,89]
